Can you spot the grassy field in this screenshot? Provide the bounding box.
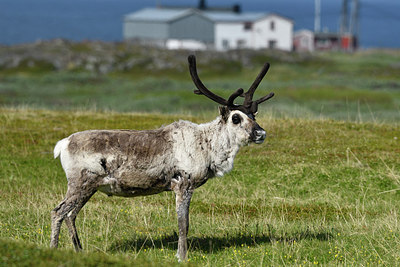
[0,108,399,266]
[1,50,399,122]
[0,48,399,265]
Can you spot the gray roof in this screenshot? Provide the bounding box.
[124,8,196,22]
[124,8,275,23]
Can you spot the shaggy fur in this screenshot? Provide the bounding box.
[51,108,267,261]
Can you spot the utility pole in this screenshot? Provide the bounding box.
[349,0,360,50]
[314,0,321,32]
[350,0,359,37]
[340,0,349,35]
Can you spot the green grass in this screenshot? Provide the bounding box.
[1,50,399,122]
[1,48,399,265]
[0,238,166,267]
[1,108,399,266]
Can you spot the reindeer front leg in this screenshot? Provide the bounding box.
[171,174,194,262]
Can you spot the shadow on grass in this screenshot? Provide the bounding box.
[108,229,334,253]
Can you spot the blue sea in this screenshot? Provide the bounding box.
[0,0,399,48]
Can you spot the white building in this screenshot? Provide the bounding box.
[293,29,315,52]
[207,12,293,51]
[123,8,293,51]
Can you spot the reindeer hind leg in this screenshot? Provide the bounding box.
[50,199,67,248]
[50,171,98,251]
[64,189,96,251]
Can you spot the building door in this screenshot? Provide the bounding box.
[268,40,277,49]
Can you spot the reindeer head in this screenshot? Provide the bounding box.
[188,55,274,144]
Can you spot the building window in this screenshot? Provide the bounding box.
[270,21,275,31]
[222,39,229,49]
[244,22,253,31]
[237,39,246,48]
[268,40,277,49]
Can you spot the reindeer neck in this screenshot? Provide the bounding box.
[198,116,241,176]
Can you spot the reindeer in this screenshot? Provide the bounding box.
[51,55,274,261]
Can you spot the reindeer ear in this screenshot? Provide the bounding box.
[218,106,230,122]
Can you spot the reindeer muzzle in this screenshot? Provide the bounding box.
[252,125,266,144]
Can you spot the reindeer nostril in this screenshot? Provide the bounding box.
[256,130,266,138]
[252,129,266,144]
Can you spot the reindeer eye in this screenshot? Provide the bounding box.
[232,114,242,124]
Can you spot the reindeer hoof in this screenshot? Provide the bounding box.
[175,251,187,262]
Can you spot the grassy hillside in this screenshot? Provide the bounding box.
[1,109,399,266]
[1,48,399,123]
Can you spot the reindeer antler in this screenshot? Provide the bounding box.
[188,55,274,117]
[188,55,243,107]
[242,62,275,113]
